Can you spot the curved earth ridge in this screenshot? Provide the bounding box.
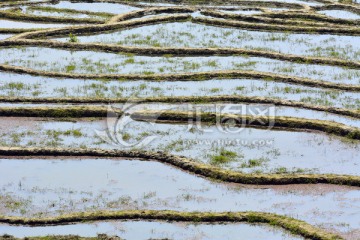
[0,210,342,240]
[0,95,358,118]
[0,64,359,91]
[0,106,359,139]
[2,38,360,70]
[131,109,360,140]
[0,147,359,187]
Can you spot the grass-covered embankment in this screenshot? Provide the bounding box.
[0,147,359,187]
[0,210,343,240]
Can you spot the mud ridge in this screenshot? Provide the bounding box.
[0,65,359,91]
[0,146,359,188]
[0,95,359,119]
[131,110,360,140]
[0,210,342,240]
[2,39,360,69]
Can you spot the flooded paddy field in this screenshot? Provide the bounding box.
[0,0,360,239]
[39,1,140,15]
[54,21,360,61]
[0,116,358,175]
[1,157,359,239]
[1,71,359,109]
[319,10,360,19]
[0,35,11,40]
[1,47,360,85]
[0,19,81,29]
[18,6,113,21]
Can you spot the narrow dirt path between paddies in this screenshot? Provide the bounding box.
[0,146,359,187]
[0,210,342,240]
[0,95,358,118]
[0,65,359,91]
[131,110,360,140]
[0,105,359,139]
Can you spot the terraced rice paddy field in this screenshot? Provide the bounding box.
[0,0,360,239]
